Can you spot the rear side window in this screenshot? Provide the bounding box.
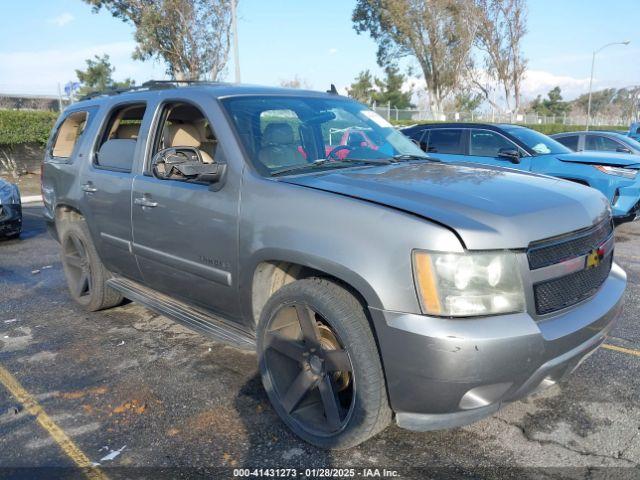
[555,135,579,151]
[585,135,620,152]
[51,110,92,159]
[94,103,146,172]
[426,129,464,154]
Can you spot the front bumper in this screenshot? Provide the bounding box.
[611,183,640,224]
[613,198,640,225]
[370,262,626,431]
[0,203,22,236]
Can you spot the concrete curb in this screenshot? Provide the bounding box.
[22,195,43,204]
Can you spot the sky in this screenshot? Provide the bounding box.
[0,0,638,104]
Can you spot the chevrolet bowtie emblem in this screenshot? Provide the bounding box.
[586,248,604,269]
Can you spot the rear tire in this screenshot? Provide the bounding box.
[58,218,122,311]
[257,277,391,449]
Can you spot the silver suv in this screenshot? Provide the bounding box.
[42,82,626,449]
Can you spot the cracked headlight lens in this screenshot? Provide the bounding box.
[594,165,638,179]
[412,250,525,317]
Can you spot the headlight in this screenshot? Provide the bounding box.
[594,165,638,179]
[412,250,525,317]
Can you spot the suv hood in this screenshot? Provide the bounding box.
[555,151,640,168]
[281,162,611,250]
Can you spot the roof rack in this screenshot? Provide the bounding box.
[78,80,221,101]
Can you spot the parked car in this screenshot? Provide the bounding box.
[0,178,22,239]
[551,130,640,155]
[42,83,626,449]
[629,122,640,141]
[402,123,640,224]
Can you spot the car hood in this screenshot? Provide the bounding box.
[281,162,611,250]
[555,151,640,168]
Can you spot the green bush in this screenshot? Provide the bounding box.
[0,110,58,147]
[390,119,625,136]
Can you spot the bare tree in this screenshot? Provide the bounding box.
[474,0,527,113]
[279,76,312,89]
[353,0,478,115]
[83,0,234,81]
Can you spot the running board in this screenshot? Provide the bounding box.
[106,277,256,351]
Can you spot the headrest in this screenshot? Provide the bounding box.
[167,123,202,148]
[115,124,140,139]
[263,122,294,145]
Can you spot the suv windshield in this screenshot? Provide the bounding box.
[221,95,427,175]
[502,126,571,155]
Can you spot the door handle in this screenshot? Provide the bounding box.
[81,183,98,193]
[134,196,158,208]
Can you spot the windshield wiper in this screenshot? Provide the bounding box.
[391,154,440,162]
[271,157,392,177]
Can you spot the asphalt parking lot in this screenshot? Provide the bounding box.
[1,205,639,479]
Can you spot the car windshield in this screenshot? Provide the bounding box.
[221,95,428,175]
[502,126,571,155]
[617,134,640,150]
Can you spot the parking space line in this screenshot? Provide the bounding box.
[0,364,108,480]
[602,343,640,357]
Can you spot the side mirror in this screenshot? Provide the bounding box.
[497,148,521,163]
[151,147,225,184]
[616,147,632,154]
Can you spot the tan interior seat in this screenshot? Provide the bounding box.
[258,122,305,168]
[166,123,214,163]
[115,124,140,139]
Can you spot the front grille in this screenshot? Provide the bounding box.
[527,220,613,270]
[534,255,612,315]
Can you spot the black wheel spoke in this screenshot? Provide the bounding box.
[296,305,319,346]
[71,235,85,258]
[265,332,306,362]
[318,375,342,429]
[65,254,82,268]
[281,370,316,413]
[323,349,351,372]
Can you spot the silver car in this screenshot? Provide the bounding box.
[42,82,626,449]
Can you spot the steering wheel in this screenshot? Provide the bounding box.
[326,145,355,160]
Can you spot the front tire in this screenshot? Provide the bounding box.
[257,278,391,449]
[58,218,123,312]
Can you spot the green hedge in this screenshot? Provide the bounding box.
[0,110,58,147]
[390,119,625,136]
[0,109,626,148]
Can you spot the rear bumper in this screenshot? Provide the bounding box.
[370,262,626,431]
[0,204,22,236]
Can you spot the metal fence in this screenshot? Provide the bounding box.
[372,106,630,127]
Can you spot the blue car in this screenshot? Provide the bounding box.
[0,178,22,239]
[402,123,640,224]
[629,122,640,141]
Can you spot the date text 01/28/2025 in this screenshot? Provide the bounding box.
[232,468,400,477]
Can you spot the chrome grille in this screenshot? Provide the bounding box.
[527,220,613,270]
[534,255,612,315]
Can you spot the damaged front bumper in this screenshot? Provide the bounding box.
[369,262,626,431]
[0,203,22,237]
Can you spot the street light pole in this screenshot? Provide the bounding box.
[586,40,630,131]
[231,0,241,83]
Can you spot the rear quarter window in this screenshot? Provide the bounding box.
[555,135,579,151]
[426,129,464,154]
[48,107,98,162]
